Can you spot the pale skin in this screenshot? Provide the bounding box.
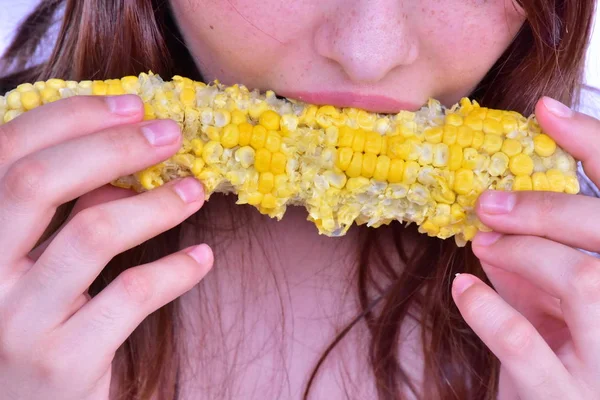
[0,0,599,399]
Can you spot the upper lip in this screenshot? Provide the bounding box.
[277,90,423,113]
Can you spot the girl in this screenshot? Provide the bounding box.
[0,1,599,399]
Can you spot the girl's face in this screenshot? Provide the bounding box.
[169,0,525,112]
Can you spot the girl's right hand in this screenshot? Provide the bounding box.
[0,94,213,399]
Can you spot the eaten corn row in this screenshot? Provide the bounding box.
[0,72,580,245]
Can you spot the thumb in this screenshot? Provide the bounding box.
[28,184,136,261]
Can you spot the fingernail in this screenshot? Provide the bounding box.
[186,243,213,265]
[453,273,476,295]
[478,190,515,214]
[140,120,180,146]
[106,94,142,116]
[173,177,204,203]
[542,97,574,118]
[473,231,502,246]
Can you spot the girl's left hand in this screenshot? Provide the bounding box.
[452,97,600,400]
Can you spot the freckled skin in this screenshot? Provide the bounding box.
[169,0,524,109]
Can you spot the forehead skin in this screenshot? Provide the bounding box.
[169,0,525,109]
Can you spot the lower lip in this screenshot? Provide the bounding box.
[280,91,422,113]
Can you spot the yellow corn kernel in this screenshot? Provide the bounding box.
[40,87,59,103]
[271,152,287,174]
[361,153,377,178]
[445,114,463,127]
[502,117,518,134]
[250,125,267,149]
[565,175,579,194]
[20,91,41,110]
[547,169,566,192]
[464,114,483,130]
[143,103,156,119]
[462,148,479,170]
[373,155,391,181]
[201,141,224,164]
[186,155,203,175]
[380,135,389,155]
[481,134,503,154]
[483,119,503,135]
[488,152,509,177]
[532,172,549,191]
[261,193,277,209]
[509,153,534,176]
[364,131,383,154]
[401,160,419,184]
[221,124,240,148]
[456,126,474,147]
[454,169,474,195]
[191,138,204,156]
[448,144,463,171]
[255,148,272,172]
[420,219,440,236]
[179,87,196,106]
[336,147,354,171]
[513,175,533,191]
[235,146,255,168]
[92,80,107,95]
[472,130,485,149]
[259,110,280,130]
[424,127,443,144]
[431,204,452,227]
[338,126,355,147]
[346,177,370,191]
[418,143,434,166]
[265,132,282,152]
[246,192,264,206]
[7,91,21,109]
[121,76,139,92]
[46,78,66,89]
[316,105,340,128]
[451,204,466,223]
[501,138,522,157]
[214,109,231,127]
[238,122,253,146]
[357,109,376,130]
[442,125,458,145]
[533,134,557,157]
[258,172,275,194]
[432,143,449,168]
[347,152,364,178]
[231,109,247,124]
[352,129,367,153]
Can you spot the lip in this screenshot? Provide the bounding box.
[279,91,423,113]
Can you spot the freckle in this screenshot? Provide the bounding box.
[210,25,214,30]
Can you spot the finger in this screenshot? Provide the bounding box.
[475,190,600,252]
[0,95,144,170]
[0,118,181,265]
[61,244,213,369]
[19,177,204,319]
[452,273,575,400]
[472,233,600,366]
[27,184,136,261]
[535,97,600,185]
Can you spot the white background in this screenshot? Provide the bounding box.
[1,0,599,108]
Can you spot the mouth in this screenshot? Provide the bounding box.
[277,90,423,114]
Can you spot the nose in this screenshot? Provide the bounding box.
[314,0,419,84]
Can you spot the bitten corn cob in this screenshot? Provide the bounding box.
[0,72,580,245]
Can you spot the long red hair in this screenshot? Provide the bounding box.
[1,1,596,399]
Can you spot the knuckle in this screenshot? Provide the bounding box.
[34,349,72,384]
[118,268,153,305]
[2,157,46,203]
[569,260,600,301]
[496,316,536,356]
[66,206,117,254]
[0,123,18,165]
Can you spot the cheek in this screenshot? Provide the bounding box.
[421,0,525,99]
[170,0,315,81]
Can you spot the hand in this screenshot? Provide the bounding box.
[452,97,600,400]
[0,95,213,399]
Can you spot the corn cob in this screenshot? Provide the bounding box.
[0,72,580,245]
